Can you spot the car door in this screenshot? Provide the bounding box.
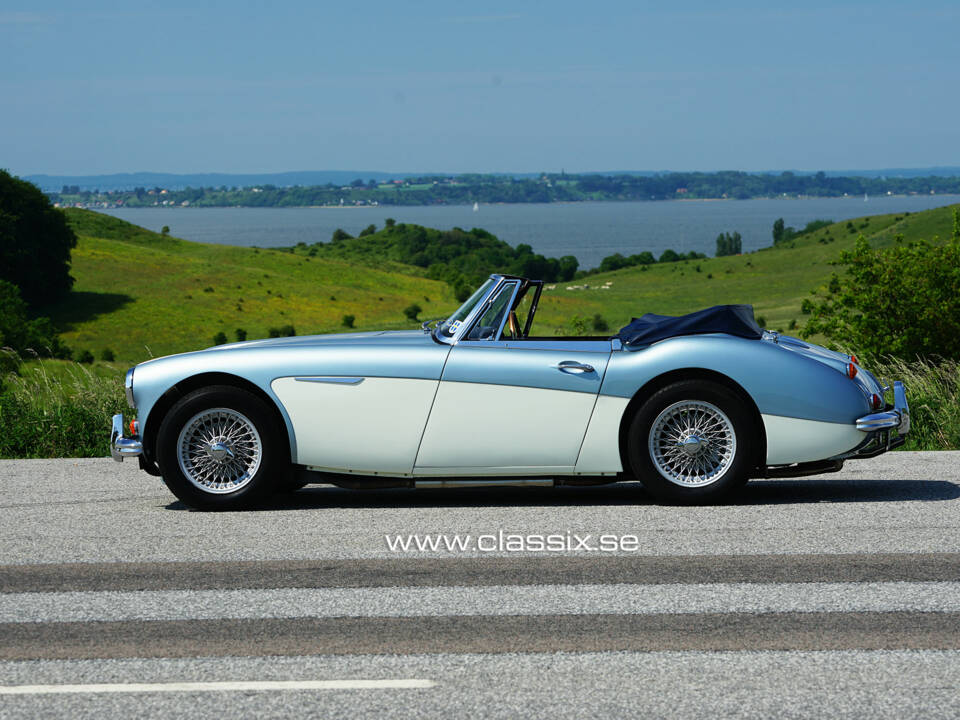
[415,329,611,475]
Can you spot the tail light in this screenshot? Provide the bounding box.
[129,420,139,437]
[850,354,859,365]
[847,362,858,379]
[871,393,882,410]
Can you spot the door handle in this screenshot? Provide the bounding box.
[555,360,595,374]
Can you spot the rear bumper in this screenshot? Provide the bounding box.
[855,381,910,434]
[843,381,910,460]
[110,413,142,462]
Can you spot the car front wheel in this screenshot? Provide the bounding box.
[156,385,286,510]
[627,379,757,503]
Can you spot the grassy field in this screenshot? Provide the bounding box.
[50,209,458,363]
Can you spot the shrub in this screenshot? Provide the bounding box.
[0,280,71,358]
[0,362,129,458]
[100,348,115,362]
[76,349,94,364]
[268,325,296,338]
[403,303,422,322]
[212,332,228,345]
[342,314,355,328]
[755,315,766,327]
[592,314,609,332]
[235,328,247,342]
[801,221,960,359]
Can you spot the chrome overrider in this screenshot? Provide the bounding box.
[855,381,910,434]
[110,413,142,462]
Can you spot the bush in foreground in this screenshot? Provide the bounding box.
[0,361,128,458]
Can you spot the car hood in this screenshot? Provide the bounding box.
[205,329,437,351]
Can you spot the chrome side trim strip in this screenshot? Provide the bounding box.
[415,479,555,488]
[294,377,365,385]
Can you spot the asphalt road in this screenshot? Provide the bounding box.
[1,452,959,718]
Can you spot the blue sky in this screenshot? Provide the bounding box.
[3,0,958,175]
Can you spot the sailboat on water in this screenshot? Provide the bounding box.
[864,193,868,202]
[473,201,479,212]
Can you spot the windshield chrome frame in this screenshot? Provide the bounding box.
[434,274,509,346]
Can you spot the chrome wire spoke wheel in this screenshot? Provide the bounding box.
[176,408,263,494]
[647,400,737,487]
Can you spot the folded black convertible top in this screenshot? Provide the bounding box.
[617,304,763,347]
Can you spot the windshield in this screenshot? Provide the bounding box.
[436,278,496,339]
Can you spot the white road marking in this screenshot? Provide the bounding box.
[3,581,960,623]
[0,679,437,695]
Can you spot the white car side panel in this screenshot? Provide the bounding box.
[574,395,630,474]
[762,414,863,465]
[415,382,597,469]
[271,377,437,473]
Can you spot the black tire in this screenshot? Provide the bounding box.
[627,379,757,504]
[156,385,288,510]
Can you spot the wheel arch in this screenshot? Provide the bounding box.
[616,367,767,474]
[142,372,294,467]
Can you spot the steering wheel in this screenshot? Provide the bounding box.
[507,311,521,338]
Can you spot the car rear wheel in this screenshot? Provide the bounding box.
[627,379,756,503]
[156,385,286,510]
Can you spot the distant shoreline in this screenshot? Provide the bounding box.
[63,193,959,212]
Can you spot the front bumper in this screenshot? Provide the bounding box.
[110,413,143,462]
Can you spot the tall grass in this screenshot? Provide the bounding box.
[0,355,129,458]
[869,357,960,451]
[0,352,956,459]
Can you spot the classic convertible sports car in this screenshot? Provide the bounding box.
[111,274,909,509]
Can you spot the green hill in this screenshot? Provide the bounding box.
[531,203,960,336]
[48,203,959,363]
[51,209,457,362]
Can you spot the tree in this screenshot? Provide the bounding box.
[342,314,355,328]
[76,349,94,364]
[772,218,785,244]
[358,224,377,237]
[801,226,960,359]
[235,328,247,342]
[558,255,579,281]
[161,225,170,237]
[716,231,742,257]
[659,249,681,263]
[212,331,228,345]
[0,170,77,306]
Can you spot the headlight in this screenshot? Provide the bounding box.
[125,367,136,408]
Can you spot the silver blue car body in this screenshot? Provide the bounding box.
[113,274,910,484]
